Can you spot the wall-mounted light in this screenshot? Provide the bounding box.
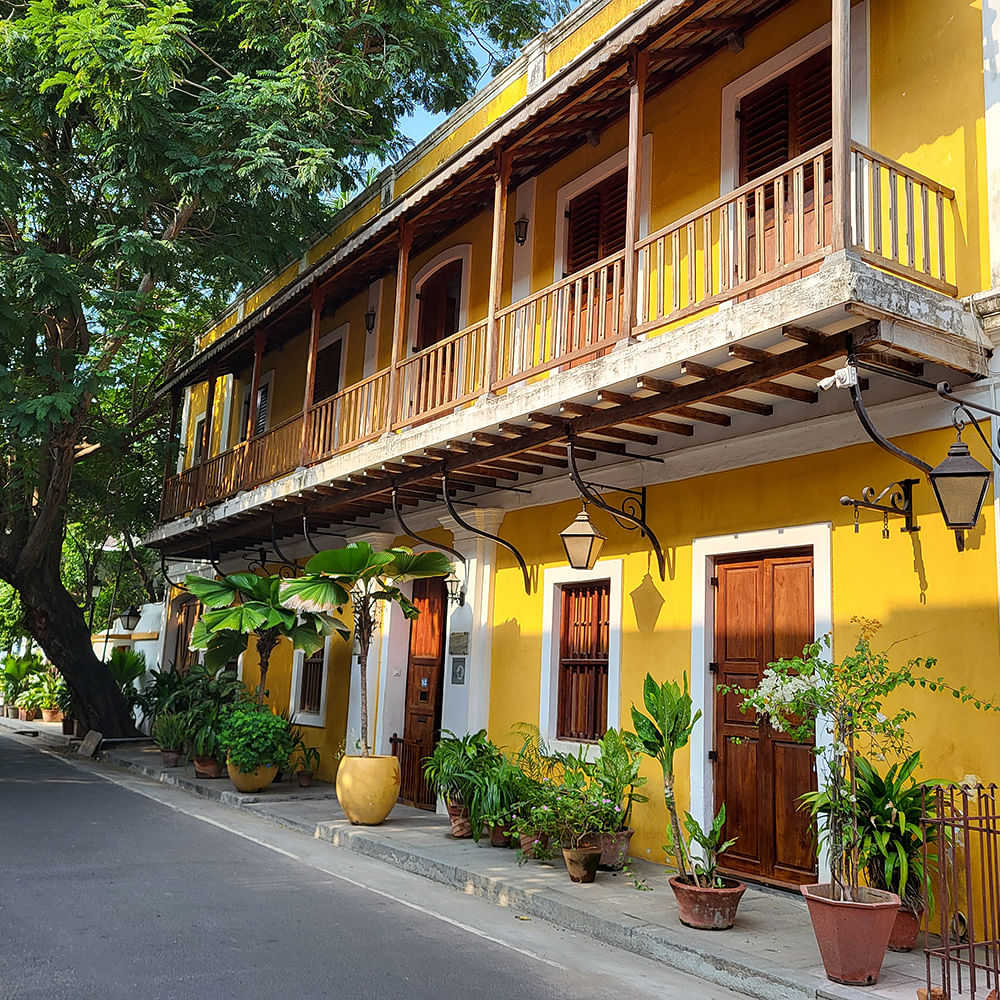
[364,308,377,334]
[119,607,142,632]
[513,215,530,247]
[559,503,606,571]
[445,571,466,607]
[928,430,993,531]
[726,30,745,53]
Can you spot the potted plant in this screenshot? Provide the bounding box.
[295,744,321,787]
[2,654,38,718]
[58,683,75,735]
[191,722,224,778]
[17,684,42,721]
[809,751,941,953]
[186,570,343,705]
[280,542,452,825]
[34,670,65,723]
[153,712,189,767]
[479,756,524,847]
[733,618,998,985]
[422,729,502,838]
[217,704,295,793]
[591,728,647,870]
[632,672,746,930]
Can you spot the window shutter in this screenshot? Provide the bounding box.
[566,168,628,275]
[739,47,832,184]
[313,338,343,404]
[254,382,269,435]
[556,581,611,742]
[298,648,325,715]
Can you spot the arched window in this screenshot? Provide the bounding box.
[416,259,463,350]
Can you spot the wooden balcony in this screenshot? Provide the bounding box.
[160,141,958,523]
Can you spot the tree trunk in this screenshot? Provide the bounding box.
[17,561,137,737]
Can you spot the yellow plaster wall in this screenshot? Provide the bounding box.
[181,378,232,472]
[488,426,1000,863]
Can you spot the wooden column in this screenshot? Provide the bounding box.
[245,331,265,441]
[485,150,512,389]
[386,221,412,431]
[622,47,648,337]
[300,283,324,464]
[197,371,217,501]
[831,0,852,251]
[160,388,181,519]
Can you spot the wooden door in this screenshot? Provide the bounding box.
[713,550,817,886]
[396,577,446,809]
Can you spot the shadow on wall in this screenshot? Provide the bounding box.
[630,573,665,634]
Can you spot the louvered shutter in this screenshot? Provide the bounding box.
[255,382,269,435]
[739,48,832,184]
[313,338,343,404]
[556,581,611,742]
[565,168,628,275]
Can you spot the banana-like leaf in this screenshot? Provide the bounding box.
[382,548,453,581]
[280,576,351,614]
[189,617,212,650]
[204,632,248,671]
[185,574,239,609]
[202,604,268,634]
[287,625,328,657]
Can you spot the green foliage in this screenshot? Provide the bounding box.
[682,806,737,886]
[590,728,648,830]
[152,711,188,751]
[1,652,42,703]
[187,570,344,704]
[517,782,621,851]
[160,662,249,762]
[294,743,321,776]
[218,705,294,773]
[282,542,452,755]
[729,618,998,901]
[30,668,66,710]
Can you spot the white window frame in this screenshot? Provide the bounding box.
[688,522,833,882]
[406,245,472,352]
[538,558,623,756]
[719,5,870,195]
[289,636,330,728]
[553,137,652,282]
[239,368,274,438]
[191,413,206,467]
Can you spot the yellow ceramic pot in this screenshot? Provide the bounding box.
[336,755,400,825]
[226,760,278,793]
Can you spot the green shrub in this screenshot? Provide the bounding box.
[218,706,294,773]
[153,712,189,752]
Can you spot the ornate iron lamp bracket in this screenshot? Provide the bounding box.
[840,478,920,537]
[270,522,301,578]
[391,485,466,566]
[441,473,531,594]
[566,435,666,581]
[206,537,223,576]
[301,515,343,556]
[160,552,185,590]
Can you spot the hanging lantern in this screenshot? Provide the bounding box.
[559,505,605,570]
[119,607,142,632]
[445,571,465,607]
[928,432,993,530]
[364,308,377,334]
[513,214,530,246]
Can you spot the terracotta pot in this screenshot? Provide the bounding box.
[61,717,75,735]
[336,755,400,825]
[6,705,19,719]
[160,749,182,768]
[518,831,550,858]
[297,771,313,788]
[446,800,473,838]
[487,822,511,847]
[888,906,923,952]
[227,760,278,793]
[669,875,746,930]
[562,845,602,883]
[41,708,60,723]
[599,828,634,871]
[800,883,900,986]
[18,708,36,722]
[192,755,224,779]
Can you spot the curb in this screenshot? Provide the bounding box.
[95,744,874,1000]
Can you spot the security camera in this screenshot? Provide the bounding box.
[816,365,859,391]
[817,375,838,391]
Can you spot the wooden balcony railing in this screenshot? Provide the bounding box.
[849,142,956,296]
[393,319,488,429]
[494,251,625,389]
[161,142,959,521]
[307,369,391,462]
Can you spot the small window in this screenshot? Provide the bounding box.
[240,377,271,441]
[739,48,832,184]
[416,259,463,351]
[192,414,206,464]
[313,337,343,404]
[173,597,202,675]
[556,581,611,742]
[292,640,328,726]
[565,169,628,276]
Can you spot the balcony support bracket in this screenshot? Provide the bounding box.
[442,473,531,594]
[567,435,667,581]
[391,485,467,567]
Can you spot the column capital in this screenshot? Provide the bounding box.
[438,507,506,552]
[346,530,397,552]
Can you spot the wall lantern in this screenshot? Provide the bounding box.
[513,214,530,246]
[119,607,142,632]
[559,503,606,570]
[364,308,377,334]
[928,430,993,530]
[445,571,466,607]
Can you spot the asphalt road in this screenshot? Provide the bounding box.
[0,730,741,1000]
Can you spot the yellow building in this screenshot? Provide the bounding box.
[148,0,1000,888]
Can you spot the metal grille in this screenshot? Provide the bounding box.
[389,734,435,809]
[924,783,1000,998]
[298,649,324,715]
[556,581,610,742]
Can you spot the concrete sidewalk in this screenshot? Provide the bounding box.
[2,716,929,1000]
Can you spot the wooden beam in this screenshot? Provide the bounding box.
[465,463,520,481]
[481,457,543,475]
[728,343,868,389]
[485,150,512,388]
[622,46,647,335]
[782,325,824,344]
[560,400,692,437]
[574,435,628,456]
[681,360,818,404]
[300,284,323,464]
[831,0,851,251]
[386,221,413,428]
[609,382,730,425]
[448,471,500,489]
[856,352,925,378]
[701,395,774,417]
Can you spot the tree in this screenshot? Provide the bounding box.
[280,542,452,756]
[0,0,563,735]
